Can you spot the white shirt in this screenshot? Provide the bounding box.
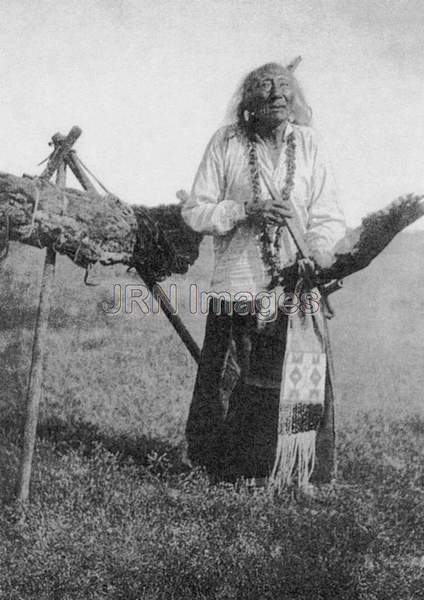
[182,123,346,296]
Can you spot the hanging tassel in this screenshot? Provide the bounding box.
[269,430,317,493]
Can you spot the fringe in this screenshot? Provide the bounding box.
[269,430,317,493]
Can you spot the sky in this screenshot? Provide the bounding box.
[1,0,424,228]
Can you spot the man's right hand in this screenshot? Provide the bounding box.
[263,198,294,225]
[246,198,293,226]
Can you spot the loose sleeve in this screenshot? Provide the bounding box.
[181,128,246,235]
[305,133,346,268]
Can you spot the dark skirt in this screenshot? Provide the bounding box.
[186,299,336,483]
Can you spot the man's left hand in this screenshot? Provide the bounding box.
[298,257,317,282]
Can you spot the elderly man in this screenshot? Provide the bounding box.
[182,61,345,492]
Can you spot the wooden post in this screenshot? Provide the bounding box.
[139,271,201,364]
[55,160,67,188]
[65,151,97,193]
[15,246,56,502]
[40,127,81,180]
[16,158,67,503]
[61,145,201,361]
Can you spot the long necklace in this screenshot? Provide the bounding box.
[242,128,297,283]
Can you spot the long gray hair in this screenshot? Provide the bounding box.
[226,62,312,136]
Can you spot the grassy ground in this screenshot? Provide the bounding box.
[1,238,424,599]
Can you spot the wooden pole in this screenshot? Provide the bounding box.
[15,246,56,502]
[40,127,81,180]
[63,145,202,363]
[139,271,201,364]
[16,158,66,503]
[65,151,97,193]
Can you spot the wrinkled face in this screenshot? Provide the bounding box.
[245,65,294,129]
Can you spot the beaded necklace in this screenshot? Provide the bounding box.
[242,128,297,283]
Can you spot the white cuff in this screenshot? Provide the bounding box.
[211,201,246,235]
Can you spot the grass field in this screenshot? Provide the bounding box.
[1,235,424,599]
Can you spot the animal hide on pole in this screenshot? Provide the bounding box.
[0,171,423,284]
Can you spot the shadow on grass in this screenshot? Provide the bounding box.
[38,416,187,473]
[0,413,189,497]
